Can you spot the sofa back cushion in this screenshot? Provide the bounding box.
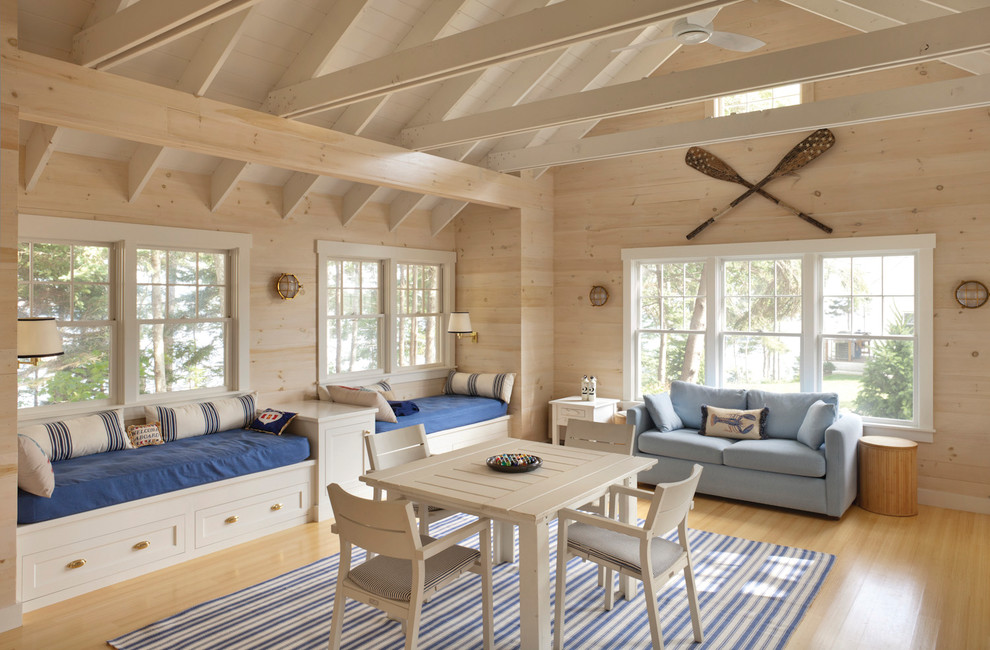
[670,381,746,430]
[746,390,839,439]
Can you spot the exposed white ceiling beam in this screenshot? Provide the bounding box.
[430,200,469,237]
[176,10,252,96]
[341,184,378,226]
[264,0,735,119]
[287,0,470,223]
[211,159,249,212]
[23,123,61,192]
[73,0,263,70]
[128,144,167,202]
[487,74,990,171]
[282,173,319,219]
[402,8,990,151]
[273,0,371,89]
[782,0,990,74]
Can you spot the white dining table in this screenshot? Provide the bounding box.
[360,437,657,649]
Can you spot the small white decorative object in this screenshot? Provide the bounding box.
[581,375,597,401]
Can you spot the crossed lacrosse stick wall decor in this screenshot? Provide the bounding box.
[685,128,836,240]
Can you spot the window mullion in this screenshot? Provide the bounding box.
[802,252,819,392]
[120,240,137,406]
[706,256,720,387]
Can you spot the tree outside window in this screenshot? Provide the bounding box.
[18,242,113,408]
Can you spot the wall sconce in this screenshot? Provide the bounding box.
[18,317,64,366]
[275,273,303,300]
[448,311,478,343]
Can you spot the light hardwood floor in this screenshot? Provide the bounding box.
[2,497,988,649]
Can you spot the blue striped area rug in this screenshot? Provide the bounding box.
[109,515,833,649]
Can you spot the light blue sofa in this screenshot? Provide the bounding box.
[627,380,862,518]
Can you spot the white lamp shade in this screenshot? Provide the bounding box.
[18,318,64,359]
[447,312,473,333]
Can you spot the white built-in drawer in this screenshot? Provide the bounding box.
[195,482,307,549]
[21,515,185,600]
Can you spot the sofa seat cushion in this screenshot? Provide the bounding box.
[722,439,826,478]
[637,429,733,465]
[670,381,746,430]
[745,390,839,439]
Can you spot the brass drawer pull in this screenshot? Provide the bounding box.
[66,559,87,570]
[133,540,151,550]
[225,515,239,524]
[271,503,283,511]
[363,430,371,435]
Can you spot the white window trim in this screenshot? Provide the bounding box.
[622,234,935,441]
[18,215,252,423]
[316,241,456,386]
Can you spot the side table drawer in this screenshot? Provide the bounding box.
[196,482,308,548]
[22,515,185,600]
[558,405,592,425]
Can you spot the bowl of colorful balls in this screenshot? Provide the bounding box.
[486,453,543,473]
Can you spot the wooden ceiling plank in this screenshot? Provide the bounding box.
[73,0,263,70]
[211,159,249,211]
[176,10,252,96]
[4,49,538,209]
[23,123,61,192]
[83,0,132,30]
[921,0,990,9]
[402,8,990,150]
[487,73,990,171]
[272,0,371,90]
[127,144,167,202]
[264,0,734,118]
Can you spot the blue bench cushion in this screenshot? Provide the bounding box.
[722,438,826,477]
[17,429,310,524]
[374,394,507,435]
[637,429,734,465]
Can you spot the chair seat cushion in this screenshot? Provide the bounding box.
[637,429,733,464]
[722,438,826,478]
[568,522,685,577]
[348,540,479,602]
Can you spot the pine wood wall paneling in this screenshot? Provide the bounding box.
[0,100,20,630]
[553,106,990,512]
[17,151,456,406]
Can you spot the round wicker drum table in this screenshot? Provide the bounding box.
[858,435,918,516]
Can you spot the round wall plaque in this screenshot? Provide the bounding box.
[589,285,609,306]
[955,280,988,309]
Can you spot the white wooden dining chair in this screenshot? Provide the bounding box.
[364,424,457,535]
[553,464,705,650]
[327,483,494,650]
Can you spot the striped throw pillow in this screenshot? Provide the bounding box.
[19,410,130,462]
[144,393,257,443]
[443,371,515,403]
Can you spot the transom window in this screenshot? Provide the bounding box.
[623,235,934,433]
[18,215,251,417]
[716,83,802,116]
[318,242,455,384]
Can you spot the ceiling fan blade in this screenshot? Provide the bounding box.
[611,34,676,53]
[684,7,721,28]
[706,31,766,52]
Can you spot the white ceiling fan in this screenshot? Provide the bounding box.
[614,8,766,54]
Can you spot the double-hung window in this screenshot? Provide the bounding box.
[18,215,250,416]
[317,242,455,384]
[624,235,934,435]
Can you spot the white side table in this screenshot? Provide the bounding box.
[549,396,620,445]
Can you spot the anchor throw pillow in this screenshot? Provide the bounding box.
[699,405,769,440]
